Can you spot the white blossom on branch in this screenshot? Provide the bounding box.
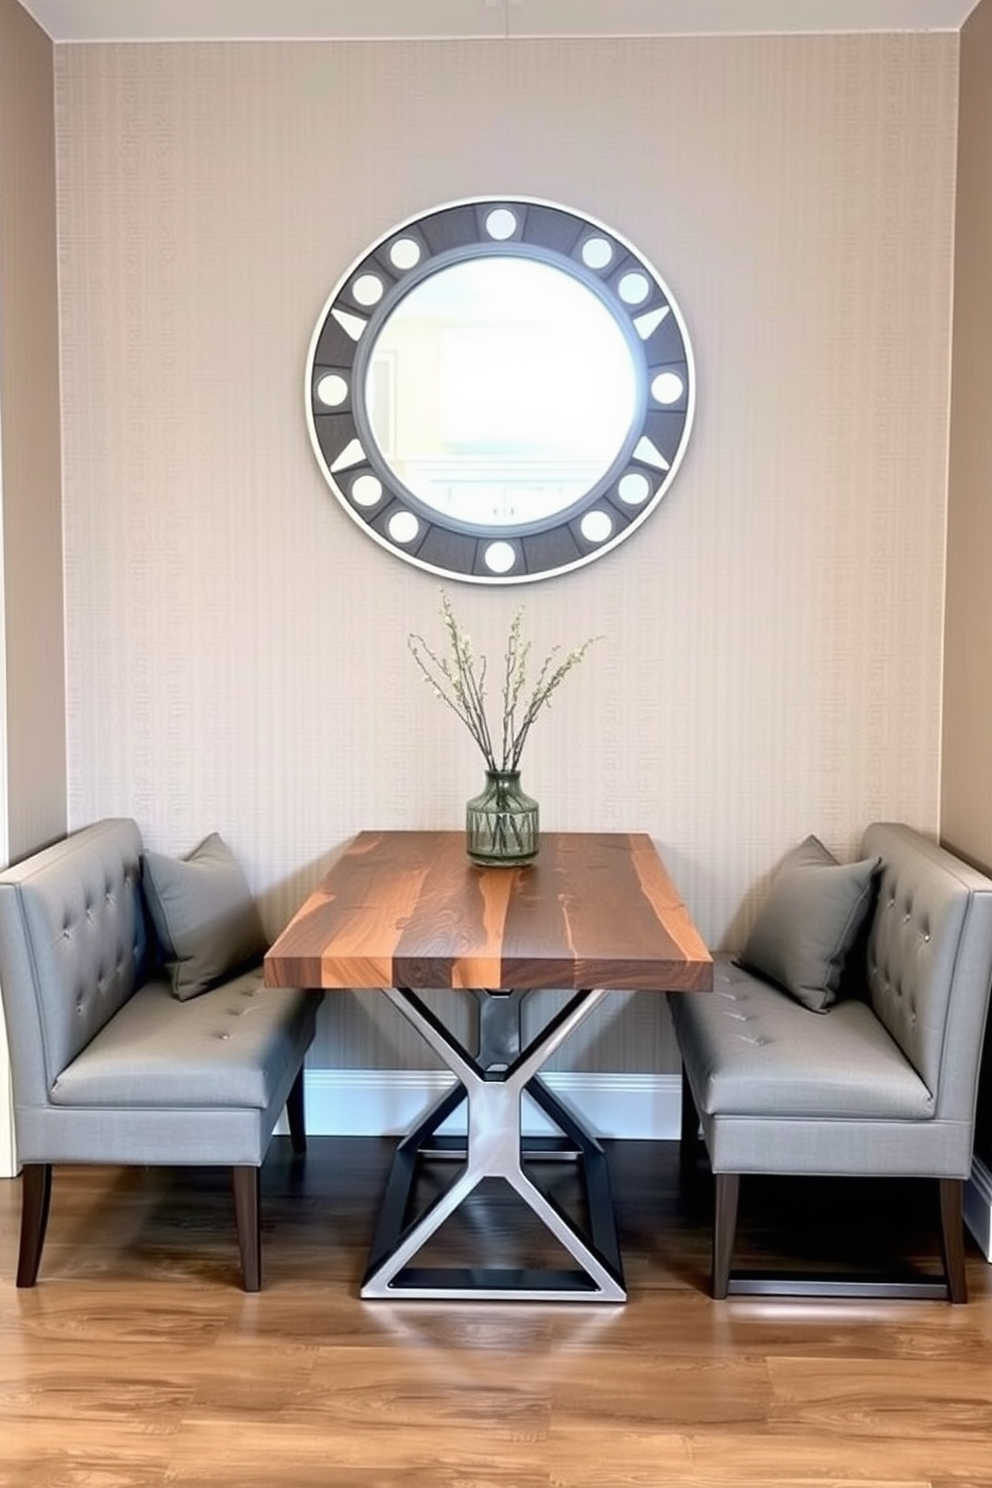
[408,590,600,773]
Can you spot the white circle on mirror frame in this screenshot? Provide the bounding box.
[485,208,518,241]
[651,371,685,405]
[388,511,419,544]
[389,238,421,270]
[618,472,652,505]
[316,373,349,407]
[351,474,383,508]
[618,271,650,305]
[352,273,384,307]
[582,237,614,270]
[580,510,613,544]
[484,540,517,574]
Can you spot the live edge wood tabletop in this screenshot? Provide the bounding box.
[264,828,713,995]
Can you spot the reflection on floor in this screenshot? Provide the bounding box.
[1,1136,991,1487]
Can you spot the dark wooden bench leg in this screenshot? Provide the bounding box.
[939,1176,968,1304]
[16,1162,52,1288]
[713,1171,740,1300]
[286,1067,307,1156]
[232,1166,261,1292]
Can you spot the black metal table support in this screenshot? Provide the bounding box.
[360,986,626,1302]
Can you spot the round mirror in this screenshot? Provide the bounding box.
[365,257,639,527]
[306,198,695,584]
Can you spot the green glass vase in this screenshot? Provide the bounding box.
[465,769,539,867]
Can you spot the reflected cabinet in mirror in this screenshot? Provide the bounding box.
[306,198,695,584]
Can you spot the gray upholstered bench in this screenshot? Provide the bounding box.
[0,817,321,1290]
[669,822,992,1301]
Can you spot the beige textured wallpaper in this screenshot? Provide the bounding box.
[943,2,992,871]
[943,1,992,1166]
[0,0,64,1172]
[0,0,65,863]
[56,34,957,1074]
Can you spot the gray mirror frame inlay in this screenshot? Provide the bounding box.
[305,197,696,585]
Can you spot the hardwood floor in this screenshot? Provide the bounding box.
[3,1137,992,1487]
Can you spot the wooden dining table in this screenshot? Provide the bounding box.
[264,829,712,1302]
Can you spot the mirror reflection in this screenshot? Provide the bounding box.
[364,257,639,527]
[306,197,696,583]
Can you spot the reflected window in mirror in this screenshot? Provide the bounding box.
[306,198,695,584]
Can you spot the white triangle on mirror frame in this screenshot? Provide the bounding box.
[633,306,670,340]
[332,308,368,341]
[330,438,367,473]
[633,436,671,471]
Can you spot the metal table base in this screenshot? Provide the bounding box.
[360,986,626,1303]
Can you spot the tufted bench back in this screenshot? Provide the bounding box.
[862,822,992,1121]
[0,819,148,1103]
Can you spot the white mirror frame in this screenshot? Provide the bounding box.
[305,197,696,585]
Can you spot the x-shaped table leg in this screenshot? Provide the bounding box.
[360,986,626,1302]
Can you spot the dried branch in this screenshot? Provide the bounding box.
[409,590,600,773]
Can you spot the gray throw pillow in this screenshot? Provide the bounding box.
[736,834,879,1013]
[141,832,267,1001]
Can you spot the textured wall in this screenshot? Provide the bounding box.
[943,0,992,1165]
[0,0,64,1173]
[0,0,65,863]
[943,2,992,871]
[56,34,957,1074]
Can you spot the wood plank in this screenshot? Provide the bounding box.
[3,1142,992,1487]
[264,830,713,993]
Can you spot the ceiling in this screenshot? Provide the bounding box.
[13,0,985,43]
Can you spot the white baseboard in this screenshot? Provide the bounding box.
[965,1156,992,1259]
[287,1073,992,1268]
[11,1057,988,1256]
[286,1068,682,1141]
[0,1069,678,1181]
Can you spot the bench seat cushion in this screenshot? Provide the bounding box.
[670,956,934,1121]
[50,965,317,1110]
